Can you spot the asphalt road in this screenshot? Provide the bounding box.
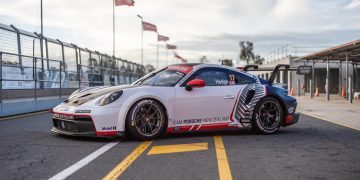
[0,112,360,180]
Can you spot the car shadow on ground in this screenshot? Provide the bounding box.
[159,127,301,141]
[51,127,301,143]
[52,133,123,142]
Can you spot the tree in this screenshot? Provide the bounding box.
[199,55,209,63]
[145,64,155,74]
[254,55,265,65]
[239,41,255,64]
[219,59,233,67]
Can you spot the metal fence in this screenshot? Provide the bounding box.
[0,23,145,102]
[263,45,331,64]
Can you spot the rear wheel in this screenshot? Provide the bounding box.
[126,99,166,140]
[252,97,283,134]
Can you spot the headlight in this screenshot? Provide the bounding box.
[98,90,123,106]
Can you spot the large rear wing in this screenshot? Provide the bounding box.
[240,64,311,83]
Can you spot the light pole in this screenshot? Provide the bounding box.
[137,14,143,66]
[165,45,168,65]
[40,0,44,88]
[156,33,159,68]
[112,0,115,57]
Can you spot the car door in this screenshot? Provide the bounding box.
[173,67,242,127]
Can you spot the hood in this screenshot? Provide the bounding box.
[64,85,136,106]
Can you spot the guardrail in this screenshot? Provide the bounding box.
[0,51,62,103]
[0,23,145,116]
[0,51,143,104]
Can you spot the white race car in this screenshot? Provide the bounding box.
[51,63,299,140]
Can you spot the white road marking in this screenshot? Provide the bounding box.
[48,141,119,180]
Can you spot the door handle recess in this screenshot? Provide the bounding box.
[223,95,235,99]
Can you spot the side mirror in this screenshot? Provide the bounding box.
[185,79,205,91]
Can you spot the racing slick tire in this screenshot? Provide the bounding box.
[126,99,166,141]
[252,97,284,134]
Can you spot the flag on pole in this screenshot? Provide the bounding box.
[166,44,177,49]
[158,34,169,41]
[142,21,157,32]
[174,53,187,63]
[115,0,135,6]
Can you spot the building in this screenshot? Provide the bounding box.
[254,40,360,103]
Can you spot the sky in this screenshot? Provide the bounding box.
[0,0,359,67]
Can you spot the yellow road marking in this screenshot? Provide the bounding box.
[214,136,233,180]
[147,142,208,155]
[299,111,360,131]
[103,141,152,180]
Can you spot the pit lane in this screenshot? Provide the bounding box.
[0,113,359,179]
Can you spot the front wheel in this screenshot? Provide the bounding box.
[126,99,166,140]
[252,97,284,134]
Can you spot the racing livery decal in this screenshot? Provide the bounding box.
[50,63,299,140]
[233,84,266,127]
[173,116,230,126]
[167,65,193,74]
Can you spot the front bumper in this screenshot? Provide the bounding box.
[51,112,124,137]
[52,114,97,136]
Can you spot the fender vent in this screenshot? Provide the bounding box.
[245,90,255,105]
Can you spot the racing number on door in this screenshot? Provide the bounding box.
[229,75,235,85]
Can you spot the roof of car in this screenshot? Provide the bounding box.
[168,63,249,73]
[167,63,258,80]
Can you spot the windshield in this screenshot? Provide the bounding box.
[134,68,186,86]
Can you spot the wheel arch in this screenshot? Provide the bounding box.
[261,94,287,123]
[123,96,169,136]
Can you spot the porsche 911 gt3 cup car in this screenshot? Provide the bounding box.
[51,63,299,140]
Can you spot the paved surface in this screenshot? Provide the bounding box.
[1,112,360,180]
[297,95,360,130]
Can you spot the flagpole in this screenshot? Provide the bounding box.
[137,15,143,66]
[40,0,44,89]
[165,46,168,65]
[156,33,159,68]
[112,0,115,57]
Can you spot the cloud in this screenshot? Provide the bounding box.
[0,0,359,66]
[344,0,360,9]
[175,29,360,63]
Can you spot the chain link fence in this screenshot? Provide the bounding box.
[0,23,145,103]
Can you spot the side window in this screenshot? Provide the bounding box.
[228,71,256,85]
[182,68,229,86]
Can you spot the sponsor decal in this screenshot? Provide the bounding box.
[53,113,74,120]
[215,79,228,85]
[75,110,91,113]
[168,65,192,74]
[173,116,230,125]
[229,75,235,85]
[101,126,117,131]
[240,118,251,123]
